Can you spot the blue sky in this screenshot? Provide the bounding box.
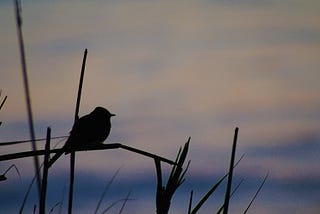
[1,0,320,213]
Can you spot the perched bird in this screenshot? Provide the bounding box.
[48,107,115,167]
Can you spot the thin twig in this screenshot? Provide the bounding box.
[0,136,67,146]
[0,143,177,165]
[14,0,42,199]
[119,144,177,165]
[0,148,63,162]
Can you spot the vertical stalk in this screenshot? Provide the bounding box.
[68,153,75,214]
[40,127,51,214]
[188,191,193,214]
[223,127,239,214]
[74,49,87,121]
[68,49,88,214]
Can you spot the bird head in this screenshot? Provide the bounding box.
[93,106,115,118]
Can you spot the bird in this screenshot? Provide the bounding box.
[48,106,115,167]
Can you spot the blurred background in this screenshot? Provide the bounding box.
[1,0,320,213]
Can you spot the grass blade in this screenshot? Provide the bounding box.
[191,153,244,214]
[49,202,61,214]
[101,198,136,214]
[94,166,123,214]
[243,172,269,214]
[155,138,190,214]
[118,189,132,214]
[0,164,21,181]
[216,178,244,214]
[190,174,226,214]
[0,94,7,110]
[19,165,41,214]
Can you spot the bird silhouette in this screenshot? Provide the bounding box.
[48,106,115,167]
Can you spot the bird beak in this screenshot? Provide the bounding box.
[111,113,116,117]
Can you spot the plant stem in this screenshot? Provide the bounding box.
[13,0,42,200]
[68,48,87,214]
[40,127,51,214]
[223,127,239,214]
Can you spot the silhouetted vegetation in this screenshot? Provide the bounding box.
[0,1,268,213]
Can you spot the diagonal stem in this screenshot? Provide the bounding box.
[13,0,42,200]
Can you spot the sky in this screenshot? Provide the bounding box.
[0,0,320,213]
